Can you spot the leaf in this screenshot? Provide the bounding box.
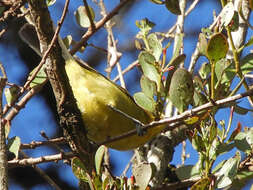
[245,128,253,148]
[191,177,212,190]
[133,92,156,113]
[198,33,208,55]
[191,129,205,152]
[219,2,235,27]
[136,18,155,36]
[212,160,226,174]
[95,145,105,175]
[138,51,160,86]
[75,6,95,28]
[168,53,186,67]
[244,36,253,48]
[4,86,19,106]
[72,157,88,182]
[216,142,235,156]
[207,33,228,63]
[175,165,200,180]
[193,91,208,107]
[216,153,240,188]
[132,163,153,190]
[172,33,184,58]
[240,53,253,75]
[63,35,73,49]
[234,132,252,153]
[46,0,56,6]
[209,138,219,161]
[165,0,181,15]
[169,68,194,113]
[215,58,230,83]
[29,65,47,88]
[199,62,211,80]
[234,105,253,115]
[147,33,162,61]
[7,136,21,159]
[140,75,157,98]
[228,11,239,32]
[165,54,186,94]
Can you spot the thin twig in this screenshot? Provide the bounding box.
[19,151,62,190]
[23,0,70,90]
[3,0,70,121]
[0,61,8,190]
[113,60,139,82]
[8,152,75,167]
[20,137,66,149]
[99,0,125,87]
[121,154,135,177]
[70,0,132,55]
[99,88,253,146]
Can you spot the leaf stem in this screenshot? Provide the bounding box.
[211,61,215,100]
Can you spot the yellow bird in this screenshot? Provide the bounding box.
[20,24,165,150]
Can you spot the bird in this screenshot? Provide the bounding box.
[19,24,165,150]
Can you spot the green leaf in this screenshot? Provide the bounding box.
[136,18,155,36]
[75,5,95,28]
[234,105,253,115]
[4,86,19,106]
[212,160,226,173]
[63,35,73,49]
[244,36,253,48]
[207,33,228,63]
[216,153,240,189]
[228,11,239,32]
[240,53,253,74]
[29,65,47,88]
[140,75,157,98]
[169,68,194,113]
[193,91,208,107]
[198,33,208,55]
[132,163,153,190]
[220,2,235,27]
[165,0,181,15]
[168,53,186,67]
[216,142,235,155]
[138,51,160,86]
[46,0,56,6]
[191,177,212,190]
[72,157,88,182]
[147,33,162,61]
[175,165,200,180]
[245,128,253,148]
[191,130,205,152]
[135,39,143,50]
[7,136,21,159]
[234,132,252,153]
[215,58,231,83]
[172,33,184,58]
[164,54,186,96]
[199,62,211,80]
[95,145,105,175]
[133,92,156,113]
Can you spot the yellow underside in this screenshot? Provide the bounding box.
[64,58,165,150]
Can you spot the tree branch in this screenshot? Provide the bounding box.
[8,152,75,167]
[0,62,7,190]
[69,0,133,55]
